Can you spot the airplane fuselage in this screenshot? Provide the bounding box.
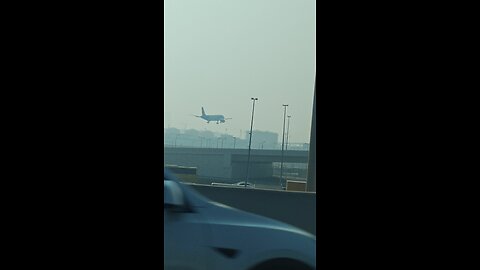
[201,115,225,123]
[195,107,230,124]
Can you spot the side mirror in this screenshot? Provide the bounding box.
[164,180,185,211]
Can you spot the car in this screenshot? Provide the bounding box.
[211,182,235,187]
[164,169,316,270]
[234,181,255,188]
[210,181,255,188]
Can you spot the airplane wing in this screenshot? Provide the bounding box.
[224,118,232,120]
[192,114,202,117]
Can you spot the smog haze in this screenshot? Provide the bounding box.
[164,0,316,144]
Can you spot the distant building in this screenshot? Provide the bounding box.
[245,130,278,150]
[164,128,284,150]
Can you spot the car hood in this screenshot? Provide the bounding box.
[205,200,315,240]
[201,200,316,268]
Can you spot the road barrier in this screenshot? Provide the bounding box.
[187,184,316,235]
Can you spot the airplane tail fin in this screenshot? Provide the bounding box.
[201,107,206,117]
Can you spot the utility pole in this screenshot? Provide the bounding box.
[280,104,288,189]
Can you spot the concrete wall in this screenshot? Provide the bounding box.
[187,184,316,236]
[165,152,232,179]
[231,161,273,180]
[164,147,309,181]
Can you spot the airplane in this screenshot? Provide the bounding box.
[193,107,232,124]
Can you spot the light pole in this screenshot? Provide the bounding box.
[245,97,258,188]
[233,136,236,149]
[280,104,288,189]
[199,136,204,148]
[286,115,291,151]
[174,134,180,148]
[260,141,266,149]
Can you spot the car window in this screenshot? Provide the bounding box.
[164,0,315,192]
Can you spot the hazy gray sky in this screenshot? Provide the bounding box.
[164,0,315,143]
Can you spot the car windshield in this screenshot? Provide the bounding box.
[164,0,315,192]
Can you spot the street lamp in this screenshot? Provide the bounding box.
[233,136,236,149]
[280,104,288,189]
[245,97,258,188]
[215,137,225,149]
[174,134,181,148]
[286,115,291,151]
[260,141,266,149]
[199,136,205,148]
